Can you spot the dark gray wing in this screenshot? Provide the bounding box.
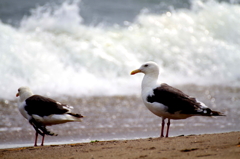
[147,83,212,115]
[25,95,69,117]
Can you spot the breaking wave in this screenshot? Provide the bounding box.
[0,0,240,99]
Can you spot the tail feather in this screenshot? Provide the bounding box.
[200,108,225,116]
[68,113,84,118]
[211,110,225,116]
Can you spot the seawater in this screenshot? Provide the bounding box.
[0,0,240,100]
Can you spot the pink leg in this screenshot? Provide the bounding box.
[160,118,165,137]
[41,134,45,146]
[165,118,170,138]
[34,132,38,146]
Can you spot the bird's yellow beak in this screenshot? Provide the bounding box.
[130,69,142,75]
[16,93,19,97]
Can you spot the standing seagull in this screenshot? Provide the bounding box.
[16,87,84,146]
[131,61,224,137]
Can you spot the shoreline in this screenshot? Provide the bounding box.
[1,84,240,158]
[1,131,240,159]
[0,129,236,150]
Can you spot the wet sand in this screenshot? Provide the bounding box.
[1,131,240,159]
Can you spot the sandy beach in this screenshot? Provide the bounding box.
[1,1,240,158]
[1,131,240,159]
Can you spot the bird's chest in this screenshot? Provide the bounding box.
[18,101,30,119]
[142,92,168,117]
[144,101,168,116]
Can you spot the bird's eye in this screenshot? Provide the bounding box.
[144,64,148,67]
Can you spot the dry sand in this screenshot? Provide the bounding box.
[1,131,240,159]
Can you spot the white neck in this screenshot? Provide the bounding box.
[19,91,33,102]
[141,73,159,92]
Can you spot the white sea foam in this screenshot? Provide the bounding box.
[0,0,240,99]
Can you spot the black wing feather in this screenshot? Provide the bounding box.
[147,83,204,114]
[25,95,69,117]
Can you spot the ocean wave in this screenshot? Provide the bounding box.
[0,0,240,99]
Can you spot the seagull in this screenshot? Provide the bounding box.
[131,61,224,137]
[16,87,84,146]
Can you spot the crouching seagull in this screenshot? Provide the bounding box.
[16,87,84,146]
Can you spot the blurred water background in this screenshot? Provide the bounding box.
[0,0,240,149]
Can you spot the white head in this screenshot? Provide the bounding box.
[16,87,34,101]
[130,61,160,77]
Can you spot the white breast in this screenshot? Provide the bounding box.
[18,101,30,120]
[141,87,167,116]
